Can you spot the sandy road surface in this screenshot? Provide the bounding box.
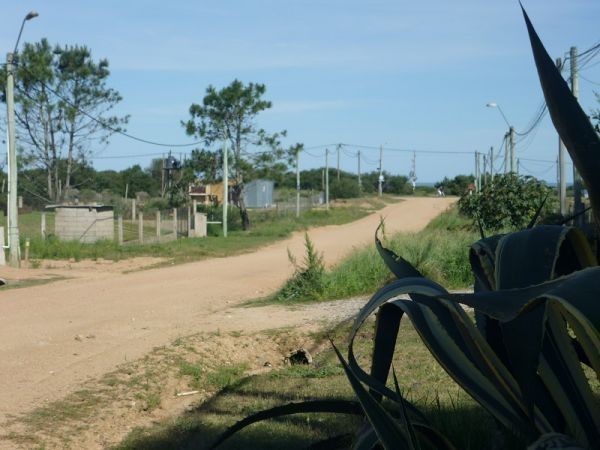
[0,197,455,425]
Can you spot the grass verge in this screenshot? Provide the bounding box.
[114,315,523,450]
[16,196,400,264]
[267,206,478,304]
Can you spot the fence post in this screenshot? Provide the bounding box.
[172,208,178,238]
[132,199,137,223]
[187,204,191,237]
[138,212,144,244]
[0,227,5,266]
[156,211,161,242]
[24,239,30,267]
[41,212,46,238]
[118,215,123,245]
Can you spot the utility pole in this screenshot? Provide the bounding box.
[222,142,228,238]
[490,146,494,181]
[409,151,417,191]
[570,46,584,224]
[357,150,362,191]
[555,58,567,215]
[474,152,480,192]
[5,12,38,267]
[325,148,329,210]
[378,144,383,196]
[6,52,20,267]
[483,154,488,187]
[509,126,515,173]
[504,132,509,174]
[336,143,341,181]
[295,148,300,218]
[517,158,520,175]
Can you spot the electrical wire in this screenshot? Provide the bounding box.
[13,61,205,148]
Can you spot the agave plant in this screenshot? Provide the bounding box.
[211,8,600,450]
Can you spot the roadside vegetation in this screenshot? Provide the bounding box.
[113,318,514,450]
[273,206,478,303]
[1,196,400,265]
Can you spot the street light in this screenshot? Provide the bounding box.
[5,10,39,267]
[486,102,515,173]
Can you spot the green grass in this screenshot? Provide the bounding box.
[9,196,400,263]
[268,207,478,304]
[114,317,523,450]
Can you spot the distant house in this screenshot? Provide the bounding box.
[243,179,274,208]
[188,182,234,206]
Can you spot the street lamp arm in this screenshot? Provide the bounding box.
[486,102,512,128]
[13,11,39,53]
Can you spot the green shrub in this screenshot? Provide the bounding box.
[458,173,554,230]
[276,233,326,301]
[330,178,360,199]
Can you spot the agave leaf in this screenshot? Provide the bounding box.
[440,267,600,327]
[522,6,600,225]
[388,299,530,430]
[558,301,600,375]
[209,399,364,449]
[542,300,600,446]
[349,278,533,428]
[391,366,420,450]
[526,193,549,229]
[527,432,586,450]
[375,222,424,279]
[332,341,413,450]
[353,427,379,450]
[494,225,570,289]
[352,295,530,431]
[354,423,457,450]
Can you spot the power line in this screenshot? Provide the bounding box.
[13,62,204,148]
[341,142,473,155]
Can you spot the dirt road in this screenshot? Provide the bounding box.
[0,197,454,427]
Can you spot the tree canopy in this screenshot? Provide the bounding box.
[183,79,293,230]
[0,38,128,202]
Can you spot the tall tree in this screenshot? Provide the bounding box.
[1,38,128,202]
[184,79,288,230]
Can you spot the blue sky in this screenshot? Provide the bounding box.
[2,1,599,183]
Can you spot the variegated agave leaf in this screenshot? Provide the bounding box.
[522,6,600,227]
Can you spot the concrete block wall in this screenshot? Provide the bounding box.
[55,207,115,243]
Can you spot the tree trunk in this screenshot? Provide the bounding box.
[231,184,250,230]
[238,196,250,231]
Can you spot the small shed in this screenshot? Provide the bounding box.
[49,204,114,243]
[243,179,274,208]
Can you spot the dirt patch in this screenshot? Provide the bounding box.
[0,197,455,448]
[1,298,366,450]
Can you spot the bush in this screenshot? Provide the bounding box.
[276,233,326,301]
[330,178,360,199]
[458,173,554,230]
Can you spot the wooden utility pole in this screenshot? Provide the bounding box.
[556,57,567,215]
[325,148,330,210]
[490,146,494,181]
[571,46,584,224]
[378,144,383,196]
[223,142,228,238]
[295,148,300,218]
[357,150,362,191]
[336,144,341,181]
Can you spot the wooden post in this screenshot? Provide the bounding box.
[24,238,30,267]
[172,208,178,238]
[41,212,46,238]
[138,212,144,244]
[132,199,137,223]
[156,211,161,241]
[0,227,6,266]
[187,204,191,237]
[118,215,123,245]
